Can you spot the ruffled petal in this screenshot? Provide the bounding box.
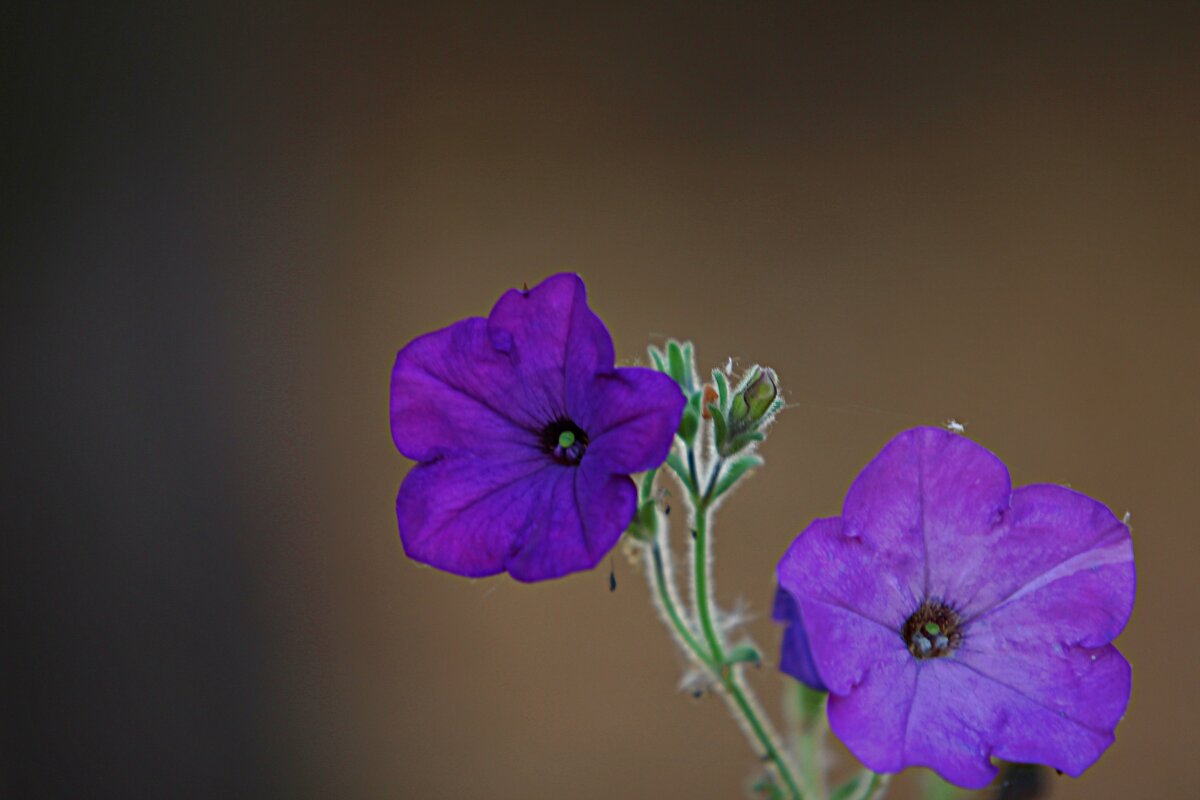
[955,518,1133,736]
[575,367,685,474]
[901,659,1121,788]
[396,453,556,577]
[953,484,1133,620]
[503,459,636,582]
[842,427,1012,605]
[486,273,615,424]
[391,318,540,461]
[772,587,826,691]
[778,517,915,628]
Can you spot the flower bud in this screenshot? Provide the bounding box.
[730,368,779,427]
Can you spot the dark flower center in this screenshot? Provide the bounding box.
[902,599,962,660]
[541,418,589,466]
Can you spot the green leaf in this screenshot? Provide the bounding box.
[648,345,666,373]
[639,469,656,501]
[712,369,729,412]
[720,430,766,457]
[708,404,728,451]
[635,499,657,537]
[712,455,763,498]
[665,451,691,489]
[667,340,687,388]
[677,409,698,444]
[726,644,761,665]
[677,391,702,444]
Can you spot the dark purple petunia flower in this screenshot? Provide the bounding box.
[390,273,685,582]
[775,427,1135,788]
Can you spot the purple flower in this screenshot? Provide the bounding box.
[775,427,1135,788]
[390,273,685,582]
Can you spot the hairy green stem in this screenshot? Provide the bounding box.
[685,446,804,800]
[649,543,712,667]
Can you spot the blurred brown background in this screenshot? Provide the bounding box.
[5,3,1198,799]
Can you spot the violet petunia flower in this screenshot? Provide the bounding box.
[390,273,685,582]
[775,427,1135,788]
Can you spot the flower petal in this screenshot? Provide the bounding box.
[391,317,540,461]
[955,511,1133,736]
[842,427,1012,605]
[772,587,826,691]
[901,658,1121,788]
[823,645,918,774]
[486,273,615,422]
[396,453,556,578]
[778,516,915,629]
[953,484,1134,621]
[503,460,636,582]
[576,367,686,474]
[792,593,908,694]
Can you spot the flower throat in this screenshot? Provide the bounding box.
[542,418,589,465]
[902,599,962,660]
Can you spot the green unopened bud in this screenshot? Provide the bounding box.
[730,368,779,427]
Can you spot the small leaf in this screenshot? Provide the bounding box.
[639,469,656,501]
[720,430,766,458]
[648,345,666,373]
[635,499,658,536]
[726,644,761,665]
[713,455,763,498]
[712,369,729,412]
[678,409,699,444]
[667,340,687,388]
[709,404,728,451]
[665,451,691,490]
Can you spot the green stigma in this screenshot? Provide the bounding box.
[558,431,576,449]
[924,622,941,636]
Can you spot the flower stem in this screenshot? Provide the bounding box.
[649,542,712,667]
[686,451,804,800]
[692,505,725,664]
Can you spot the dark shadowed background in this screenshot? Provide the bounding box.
[5,3,1198,799]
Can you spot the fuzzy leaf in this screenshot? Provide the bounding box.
[712,369,730,412]
[712,455,764,498]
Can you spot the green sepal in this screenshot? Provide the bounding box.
[712,455,763,498]
[725,643,761,665]
[708,404,728,451]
